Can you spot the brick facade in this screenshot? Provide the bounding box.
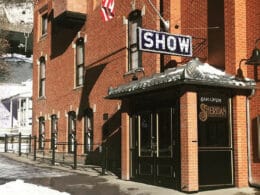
[180,92,198,192]
[32,0,260,192]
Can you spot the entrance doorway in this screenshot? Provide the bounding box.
[130,106,180,188]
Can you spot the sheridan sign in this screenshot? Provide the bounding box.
[138,27,192,57]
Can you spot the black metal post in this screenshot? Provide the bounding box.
[18,133,22,156]
[29,135,32,153]
[51,135,55,165]
[4,134,7,153]
[33,136,36,161]
[73,140,77,169]
[101,142,107,175]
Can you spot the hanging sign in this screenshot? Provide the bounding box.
[138,27,192,57]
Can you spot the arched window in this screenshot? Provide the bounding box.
[39,56,46,97]
[84,109,93,153]
[68,111,76,153]
[128,10,142,71]
[39,116,45,149]
[75,38,84,87]
[51,114,58,149]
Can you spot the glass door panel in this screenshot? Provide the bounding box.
[139,112,153,157]
[157,108,172,157]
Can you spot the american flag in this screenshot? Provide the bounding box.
[100,0,115,21]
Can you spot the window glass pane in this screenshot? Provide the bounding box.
[79,65,84,79]
[41,79,45,96]
[39,118,45,149]
[40,61,46,78]
[68,112,76,153]
[41,14,47,35]
[198,93,230,148]
[131,50,138,69]
[76,44,84,65]
[128,11,141,71]
[139,112,152,157]
[129,22,137,44]
[158,108,172,157]
[84,113,93,152]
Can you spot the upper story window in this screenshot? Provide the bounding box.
[39,57,46,98]
[128,10,142,71]
[41,13,48,36]
[207,0,225,69]
[75,38,84,87]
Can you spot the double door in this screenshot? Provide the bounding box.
[130,107,179,188]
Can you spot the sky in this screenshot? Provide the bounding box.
[0,180,70,195]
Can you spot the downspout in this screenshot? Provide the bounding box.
[247,88,260,187]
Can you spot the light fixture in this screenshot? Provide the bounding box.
[246,38,260,66]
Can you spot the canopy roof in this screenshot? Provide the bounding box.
[107,58,256,99]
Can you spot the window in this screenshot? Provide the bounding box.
[208,0,225,69]
[68,111,76,153]
[51,115,58,149]
[75,38,84,87]
[41,13,48,36]
[84,109,93,153]
[39,117,45,149]
[128,10,142,71]
[20,99,26,127]
[39,57,46,97]
[28,98,32,126]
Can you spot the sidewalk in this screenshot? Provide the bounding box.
[1,152,259,195]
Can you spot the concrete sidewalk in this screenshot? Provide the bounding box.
[0,153,259,195]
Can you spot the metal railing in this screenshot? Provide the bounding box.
[0,134,108,174]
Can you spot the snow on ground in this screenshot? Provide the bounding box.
[0,53,32,63]
[0,180,70,195]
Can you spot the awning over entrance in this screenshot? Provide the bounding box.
[107,58,256,99]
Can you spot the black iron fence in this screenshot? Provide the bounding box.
[0,134,108,174]
[0,133,32,155]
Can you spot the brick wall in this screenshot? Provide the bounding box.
[246,0,260,184]
[233,95,249,187]
[32,0,260,190]
[180,92,198,192]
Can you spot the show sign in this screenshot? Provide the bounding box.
[138,27,192,57]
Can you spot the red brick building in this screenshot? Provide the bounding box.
[32,0,260,192]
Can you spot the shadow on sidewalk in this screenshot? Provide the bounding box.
[25,175,129,195]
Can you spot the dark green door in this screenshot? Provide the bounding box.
[131,107,179,188]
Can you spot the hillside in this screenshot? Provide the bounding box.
[0,0,33,33]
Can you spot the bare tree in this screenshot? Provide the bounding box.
[0,30,10,77]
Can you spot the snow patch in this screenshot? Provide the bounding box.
[0,180,70,195]
[0,53,32,63]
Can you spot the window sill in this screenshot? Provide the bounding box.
[124,67,144,77]
[38,96,46,100]
[73,85,83,90]
[39,34,47,41]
